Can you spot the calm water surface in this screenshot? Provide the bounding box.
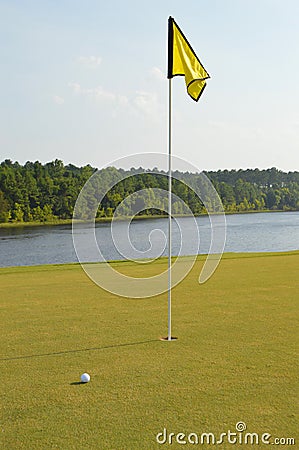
[0,212,298,267]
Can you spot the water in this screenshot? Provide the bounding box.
[0,212,298,268]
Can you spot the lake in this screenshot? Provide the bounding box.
[0,211,298,268]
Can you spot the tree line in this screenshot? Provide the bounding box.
[0,159,298,223]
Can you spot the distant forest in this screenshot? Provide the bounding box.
[0,159,298,223]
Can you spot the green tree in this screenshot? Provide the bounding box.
[0,191,10,222]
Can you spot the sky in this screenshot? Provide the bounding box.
[0,0,299,172]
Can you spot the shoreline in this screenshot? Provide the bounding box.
[0,250,298,273]
[0,209,296,230]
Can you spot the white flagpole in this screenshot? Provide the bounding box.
[167,77,172,341]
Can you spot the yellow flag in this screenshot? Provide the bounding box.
[168,17,210,101]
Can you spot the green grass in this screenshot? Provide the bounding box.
[0,214,171,229]
[0,252,298,449]
[0,209,291,229]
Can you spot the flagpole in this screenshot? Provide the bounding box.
[167,77,172,341]
[164,15,209,341]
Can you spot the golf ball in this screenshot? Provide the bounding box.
[80,373,91,383]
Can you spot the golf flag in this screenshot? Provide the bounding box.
[168,17,210,101]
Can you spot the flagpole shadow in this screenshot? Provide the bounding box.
[0,339,159,362]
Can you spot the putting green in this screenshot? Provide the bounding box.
[0,252,298,449]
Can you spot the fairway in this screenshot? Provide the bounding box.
[0,252,298,449]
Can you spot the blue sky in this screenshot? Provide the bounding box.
[0,0,298,171]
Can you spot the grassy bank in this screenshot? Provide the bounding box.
[0,215,167,229]
[0,252,298,449]
[0,209,294,230]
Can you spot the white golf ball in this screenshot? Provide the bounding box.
[80,372,91,383]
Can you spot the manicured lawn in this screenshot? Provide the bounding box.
[0,252,298,449]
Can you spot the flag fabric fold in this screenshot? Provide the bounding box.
[168,16,210,101]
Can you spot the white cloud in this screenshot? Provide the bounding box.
[77,55,102,68]
[134,91,161,118]
[68,80,163,120]
[68,82,128,106]
[68,82,81,94]
[53,95,65,105]
[93,86,116,101]
[150,66,165,81]
[117,95,129,106]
